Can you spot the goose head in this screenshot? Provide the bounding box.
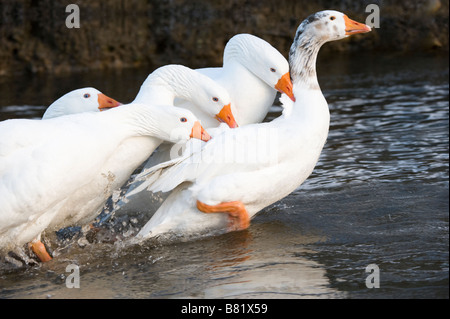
[293,10,371,45]
[189,73,238,128]
[224,34,295,101]
[42,87,122,119]
[135,65,238,128]
[289,11,371,87]
[153,106,212,143]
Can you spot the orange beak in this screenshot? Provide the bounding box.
[190,121,212,142]
[215,103,238,128]
[97,93,122,111]
[343,15,372,35]
[275,72,295,102]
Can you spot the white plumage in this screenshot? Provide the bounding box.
[121,34,295,205]
[179,33,294,126]
[0,102,209,254]
[42,87,121,119]
[131,10,371,241]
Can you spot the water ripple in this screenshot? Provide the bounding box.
[301,80,449,191]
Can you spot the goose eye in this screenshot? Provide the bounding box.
[84,93,91,98]
[330,16,336,21]
[212,97,219,102]
[180,117,187,123]
[270,68,276,73]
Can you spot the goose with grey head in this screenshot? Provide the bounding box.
[129,10,371,241]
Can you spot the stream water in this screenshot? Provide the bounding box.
[0,52,448,299]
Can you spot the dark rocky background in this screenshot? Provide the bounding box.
[0,0,448,76]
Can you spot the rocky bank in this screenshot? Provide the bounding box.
[0,0,448,76]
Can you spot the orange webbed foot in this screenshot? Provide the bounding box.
[196,200,250,231]
[29,239,52,262]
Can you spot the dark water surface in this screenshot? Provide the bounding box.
[0,52,448,299]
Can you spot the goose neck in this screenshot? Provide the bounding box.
[134,84,175,105]
[135,68,197,105]
[107,104,162,138]
[289,31,325,91]
[158,68,198,103]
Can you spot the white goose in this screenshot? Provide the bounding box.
[131,11,371,241]
[43,64,234,230]
[179,33,295,126]
[112,65,237,210]
[121,34,296,201]
[0,65,230,262]
[0,103,210,262]
[42,87,121,119]
[134,65,237,128]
